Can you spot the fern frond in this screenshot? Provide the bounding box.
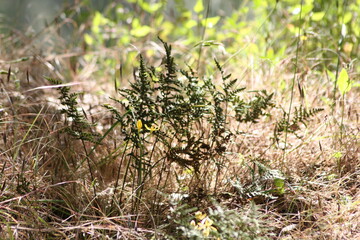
[274,106,324,140]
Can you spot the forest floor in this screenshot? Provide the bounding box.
[0,2,359,239]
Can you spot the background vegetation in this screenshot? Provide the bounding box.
[0,0,359,239]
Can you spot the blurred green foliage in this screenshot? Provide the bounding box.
[76,0,359,80]
[1,0,358,91]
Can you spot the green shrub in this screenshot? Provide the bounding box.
[104,38,275,217]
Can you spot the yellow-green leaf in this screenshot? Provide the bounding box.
[84,33,94,45]
[274,178,285,194]
[92,11,109,33]
[141,2,162,13]
[337,68,352,95]
[327,69,335,81]
[201,16,220,28]
[333,151,342,159]
[132,18,140,28]
[130,25,152,37]
[266,47,275,60]
[311,11,325,21]
[185,19,197,29]
[343,12,352,24]
[274,178,285,188]
[194,0,204,13]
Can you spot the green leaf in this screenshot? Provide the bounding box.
[194,0,204,13]
[254,0,268,8]
[92,12,109,32]
[266,47,275,60]
[337,68,352,95]
[273,178,284,188]
[140,1,162,13]
[130,25,152,37]
[273,178,285,194]
[132,18,140,28]
[292,3,313,16]
[185,19,197,29]
[201,16,220,28]
[327,69,335,82]
[131,18,151,37]
[84,33,94,45]
[311,11,325,21]
[343,12,352,24]
[333,151,342,159]
[353,24,360,36]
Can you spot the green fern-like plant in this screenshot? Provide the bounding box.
[104,39,276,212]
[232,160,286,202]
[46,77,101,196]
[274,106,324,141]
[46,77,100,143]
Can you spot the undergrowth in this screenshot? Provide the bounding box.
[0,37,331,239]
[1,0,359,238]
[17,39,324,239]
